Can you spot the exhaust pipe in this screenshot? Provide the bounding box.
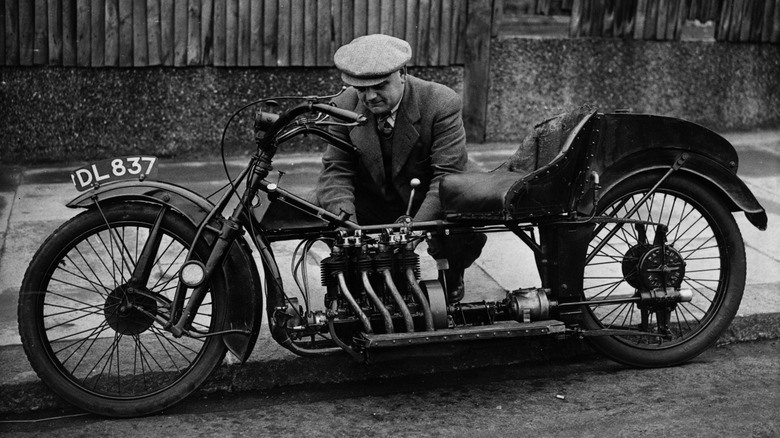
[382,270,415,332]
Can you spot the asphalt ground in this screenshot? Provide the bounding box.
[1,132,778,415]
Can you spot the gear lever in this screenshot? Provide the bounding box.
[405,178,421,217]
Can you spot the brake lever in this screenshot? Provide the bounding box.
[302,86,348,104]
[313,118,365,128]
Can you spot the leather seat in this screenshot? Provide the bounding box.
[440,106,596,221]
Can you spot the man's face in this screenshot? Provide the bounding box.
[354,71,405,116]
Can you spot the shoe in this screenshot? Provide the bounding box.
[438,268,465,304]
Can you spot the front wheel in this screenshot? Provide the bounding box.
[582,173,745,367]
[18,203,227,417]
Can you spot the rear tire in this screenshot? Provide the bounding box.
[18,203,227,417]
[582,173,745,367]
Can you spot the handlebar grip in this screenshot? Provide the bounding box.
[311,103,367,124]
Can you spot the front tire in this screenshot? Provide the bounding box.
[582,173,745,367]
[18,203,227,417]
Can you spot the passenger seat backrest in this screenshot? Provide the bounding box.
[502,104,595,175]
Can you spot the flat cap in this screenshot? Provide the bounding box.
[334,34,412,87]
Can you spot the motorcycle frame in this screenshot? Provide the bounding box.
[65,101,768,362]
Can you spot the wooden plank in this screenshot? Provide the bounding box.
[117,0,133,66]
[340,0,353,45]
[304,0,316,65]
[186,0,199,65]
[213,0,225,66]
[75,0,89,66]
[729,0,745,41]
[278,0,291,65]
[451,0,464,63]
[225,0,236,65]
[404,0,417,63]
[617,0,636,38]
[569,0,583,37]
[392,0,405,38]
[173,0,189,66]
[455,0,466,63]
[736,0,750,41]
[416,0,430,66]
[367,0,379,34]
[160,0,173,65]
[49,0,64,65]
[664,0,678,40]
[742,0,758,41]
[19,0,33,64]
[90,0,103,66]
[1,0,5,66]
[438,0,451,64]
[248,0,261,65]
[773,0,780,42]
[134,0,148,66]
[290,0,304,65]
[353,0,366,37]
[589,0,603,36]
[317,0,330,65]
[716,0,731,40]
[104,0,118,66]
[199,0,212,65]
[62,0,77,65]
[379,0,393,34]
[463,0,492,143]
[760,0,775,42]
[655,0,668,40]
[330,0,341,55]
[5,0,19,65]
[579,0,591,36]
[428,0,440,65]
[237,0,249,66]
[601,0,615,37]
[644,0,658,39]
[750,0,764,41]
[491,0,501,38]
[264,0,278,65]
[34,0,48,64]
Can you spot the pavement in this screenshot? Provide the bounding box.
[1,132,779,415]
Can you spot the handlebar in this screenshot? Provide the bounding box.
[254,100,367,160]
[309,103,367,124]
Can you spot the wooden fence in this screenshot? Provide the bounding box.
[568,0,780,41]
[0,0,468,67]
[3,0,778,68]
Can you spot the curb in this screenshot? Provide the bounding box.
[2,312,778,416]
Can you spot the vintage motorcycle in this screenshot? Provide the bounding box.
[18,89,767,417]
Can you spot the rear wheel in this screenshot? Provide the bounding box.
[582,173,745,367]
[18,203,227,417]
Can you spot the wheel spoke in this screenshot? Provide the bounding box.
[582,181,736,355]
[20,204,225,409]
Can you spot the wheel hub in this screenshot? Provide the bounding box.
[623,244,686,290]
[639,246,686,289]
[104,286,158,335]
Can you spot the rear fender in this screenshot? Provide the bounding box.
[68,180,264,362]
[580,149,767,230]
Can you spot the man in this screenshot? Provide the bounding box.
[316,34,486,303]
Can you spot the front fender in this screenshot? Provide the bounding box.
[68,180,264,362]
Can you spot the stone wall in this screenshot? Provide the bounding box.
[488,38,780,141]
[1,38,777,164]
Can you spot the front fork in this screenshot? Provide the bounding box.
[168,154,271,338]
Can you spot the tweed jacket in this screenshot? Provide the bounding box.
[316,75,468,224]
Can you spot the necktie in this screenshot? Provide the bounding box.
[379,117,393,138]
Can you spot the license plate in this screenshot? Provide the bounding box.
[70,156,159,192]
